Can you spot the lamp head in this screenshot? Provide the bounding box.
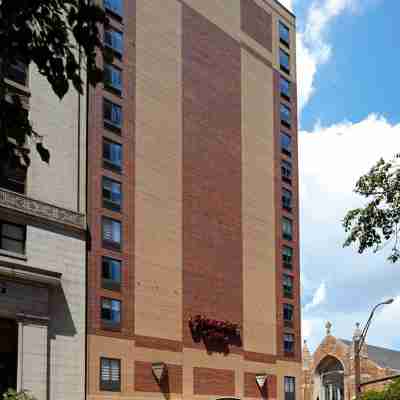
[384,298,394,305]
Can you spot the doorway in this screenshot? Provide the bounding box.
[0,319,18,395]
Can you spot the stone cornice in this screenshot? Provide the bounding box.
[0,188,85,231]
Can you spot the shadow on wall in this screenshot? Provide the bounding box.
[48,285,77,338]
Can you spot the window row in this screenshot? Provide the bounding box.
[104,0,123,18]
[99,357,297,399]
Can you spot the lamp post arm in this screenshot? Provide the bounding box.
[358,302,387,352]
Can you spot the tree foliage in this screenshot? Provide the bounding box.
[361,379,400,400]
[0,0,109,167]
[3,389,36,400]
[343,156,400,262]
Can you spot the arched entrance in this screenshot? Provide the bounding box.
[315,356,344,400]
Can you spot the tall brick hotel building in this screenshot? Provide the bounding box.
[87,0,300,399]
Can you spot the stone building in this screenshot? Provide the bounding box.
[302,322,400,400]
[0,58,87,398]
[87,0,301,399]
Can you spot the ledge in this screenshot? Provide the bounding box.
[0,188,85,231]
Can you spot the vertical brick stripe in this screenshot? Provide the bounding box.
[182,5,243,348]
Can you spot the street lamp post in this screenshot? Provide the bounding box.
[354,299,394,400]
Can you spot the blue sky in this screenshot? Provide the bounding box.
[281,0,400,352]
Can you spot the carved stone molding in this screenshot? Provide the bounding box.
[0,188,85,230]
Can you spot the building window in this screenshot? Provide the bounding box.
[104,28,123,56]
[280,76,291,100]
[102,217,122,250]
[284,334,295,355]
[103,139,122,173]
[283,303,294,327]
[104,0,123,18]
[102,257,122,291]
[0,159,27,194]
[281,160,292,184]
[282,246,293,269]
[104,64,122,95]
[282,217,293,241]
[103,99,122,131]
[280,49,290,74]
[279,22,290,47]
[0,221,25,255]
[284,376,296,400]
[281,132,292,156]
[100,357,121,392]
[280,103,291,127]
[101,298,121,328]
[282,188,292,212]
[6,61,28,86]
[283,274,294,299]
[103,177,122,212]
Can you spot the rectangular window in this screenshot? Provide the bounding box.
[283,274,294,299]
[282,217,293,241]
[280,49,290,74]
[104,64,122,95]
[0,160,27,194]
[282,246,293,269]
[283,303,294,327]
[103,99,122,131]
[279,22,290,47]
[281,132,292,156]
[102,217,122,250]
[0,221,25,255]
[102,257,122,291]
[104,0,123,18]
[100,357,121,392]
[281,160,292,183]
[102,177,122,212]
[285,376,296,400]
[282,188,292,212]
[101,298,121,327]
[103,139,122,172]
[6,61,28,86]
[280,103,291,127]
[284,334,295,355]
[104,28,123,56]
[280,76,291,100]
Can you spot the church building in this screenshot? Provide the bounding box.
[302,322,400,400]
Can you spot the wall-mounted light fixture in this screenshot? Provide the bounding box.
[152,362,167,383]
[256,374,268,389]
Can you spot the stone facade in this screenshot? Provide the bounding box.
[0,56,86,400]
[302,323,400,400]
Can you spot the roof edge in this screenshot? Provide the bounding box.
[272,0,296,19]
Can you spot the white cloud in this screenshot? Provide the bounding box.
[279,0,293,11]
[297,0,358,110]
[304,282,327,311]
[300,115,400,352]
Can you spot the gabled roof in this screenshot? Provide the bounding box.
[340,339,400,372]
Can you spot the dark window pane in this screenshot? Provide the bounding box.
[280,49,290,73]
[285,376,296,400]
[280,76,291,99]
[101,298,121,324]
[104,29,123,54]
[282,217,293,241]
[103,140,122,171]
[102,257,122,291]
[283,274,294,298]
[284,333,295,353]
[281,132,292,156]
[282,188,292,211]
[103,99,122,129]
[100,358,121,392]
[102,217,121,245]
[279,22,290,46]
[103,177,122,211]
[104,0,123,17]
[283,246,293,268]
[281,160,292,182]
[104,64,122,94]
[0,222,25,254]
[6,61,28,86]
[280,104,291,127]
[283,304,294,321]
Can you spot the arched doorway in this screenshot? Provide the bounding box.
[315,356,344,400]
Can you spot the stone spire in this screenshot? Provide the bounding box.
[302,340,312,370]
[326,321,332,336]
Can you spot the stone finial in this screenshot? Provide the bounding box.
[353,322,362,340]
[325,321,332,336]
